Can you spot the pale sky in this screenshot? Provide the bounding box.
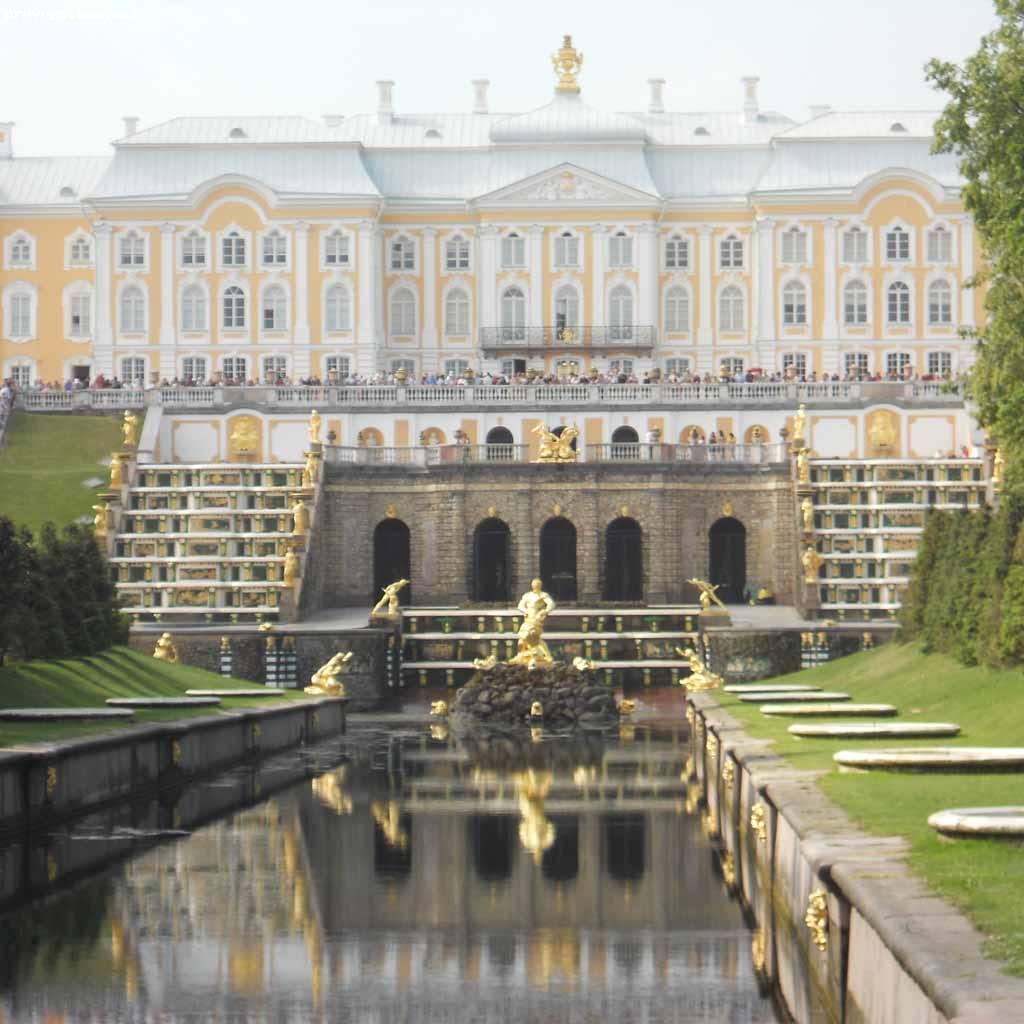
[1,0,999,156]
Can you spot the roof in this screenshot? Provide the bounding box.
[0,156,110,206]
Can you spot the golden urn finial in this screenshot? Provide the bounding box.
[551,34,583,94]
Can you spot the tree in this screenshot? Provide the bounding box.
[928,2,1024,493]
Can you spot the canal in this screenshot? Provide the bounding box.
[0,715,784,1022]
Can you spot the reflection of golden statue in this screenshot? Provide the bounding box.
[802,545,823,584]
[283,548,299,587]
[92,503,108,536]
[109,455,124,488]
[514,769,555,863]
[308,409,322,445]
[801,496,815,533]
[122,410,140,448]
[153,632,178,662]
[675,646,723,692]
[551,34,584,94]
[792,404,807,444]
[291,498,309,536]
[796,447,811,484]
[304,651,352,697]
[312,767,352,815]
[688,577,726,611]
[508,579,556,668]
[372,578,409,616]
[371,800,408,849]
[532,422,578,463]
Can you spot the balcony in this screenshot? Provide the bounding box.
[478,324,656,354]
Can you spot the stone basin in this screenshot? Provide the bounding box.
[928,806,1024,838]
[788,722,961,739]
[761,703,897,718]
[834,747,1024,772]
[0,707,136,721]
[185,689,286,698]
[105,697,221,708]
[723,684,821,694]
[737,691,849,704]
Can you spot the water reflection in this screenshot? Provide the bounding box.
[0,723,780,1023]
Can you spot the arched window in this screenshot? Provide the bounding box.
[609,285,633,340]
[445,287,470,335]
[222,285,246,329]
[843,280,868,325]
[181,230,206,268]
[325,284,351,331]
[500,286,525,339]
[390,287,416,335]
[928,279,952,324]
[324,230,350,266]
[780,226,807,264]
[719,286,744,332]
[120,286,145,332]
[389,234,415,271]
[262,285,287,331]
[885,226,910,261]
[927,225,952,263]
[8,234,33,267]
[842,226,867,263]
[664,234,688,269]
[720,234,743,269]
[609,231,633,268]
[445,234,470,270]
[554,283,579,335]
[664,285,689,332]
[501,232,525,268]
[181,285,207,331]
[262,230,287,266]
[554,230,579,268]
[118,231,145,268]
[782,281,807,325]
[120,357,145,385]
[222,230,246,267]
[887,282,911,324]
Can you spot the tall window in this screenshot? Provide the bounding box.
[182,231,206,267]
[181,285,207,331]
[69,235,92,265]
[120,357,145,385]
[222,286,246,329]
[9,235,32,266]
[444,359,470,377]
[554,231,580,268]
[324,230,350,266]
[325,284,351,331]
[222,231,246,267]
[926,225,953,263]
[719,285,744,331]
[262,286,287,330]
[780,226,807,264]
[843,280,868,325]
[886,352,912,377]
[262,230,287,266]
[842,227,867,264]
[664,285,689,332]
[445,287,470,335]
[120,286,145,332]
[222,356,248,382]
[928,280,952,324]
[445,234,470,270]
[887,282,911,323]
[262,356,287,381]
[665,357,691,377]
[325,355,351,379]
[390,287,416,335]
[665,235,689,269]
[885,226,910,261]
[927,351,952,376]
[501,233,525,267]
[782,352,807,376]
[609,284,634,340]
[70,293,91,337]
[390,235,415,271]
[9,293,32,338]
[609,231,633,268]
[844,352,869,377]
[720,234,743,269]
[182,356,207,381]
[500,286,526,339]
[119,231,145,267]
[782,281,808,325]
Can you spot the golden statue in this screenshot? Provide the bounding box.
[688,577,726,612]
[304,651,352,697]
[514,770,555,863]
[283,548,299,587]
[92,503,108,536]
[796,447,811,484]
[308,409,322,445]
[551,34,583,94]
[109,455,124,488]
[302,450,319,488]
[291,498,310,536]
[508,579,556,668]
[801,496,815,533]
[791,404,807,444]
[372,578,409,616]
[802,545,823,584]
[153,632,179,663]
[675,646,723,692]
[532,422,579,463]
[122,410,140,449]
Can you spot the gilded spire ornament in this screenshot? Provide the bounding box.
[551,34,583,94]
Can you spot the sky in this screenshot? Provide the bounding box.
[0,0,1000,156]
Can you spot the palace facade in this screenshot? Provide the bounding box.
[0,38,979,391]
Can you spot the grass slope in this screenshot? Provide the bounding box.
[0,646,306,746]
[714,642,1024,976]
[0,412,121,534]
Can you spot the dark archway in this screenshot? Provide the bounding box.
[373,519,412,606]
[708,516,746,603]
[542,816,579,883]
[540,517,577,601]
[603,517,644,601]
[485,426,515,462]
[472,518,511,602]
[602,813,646,883]
[468,815,516,882]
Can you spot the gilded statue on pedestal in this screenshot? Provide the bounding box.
[687,577,726,612]
[152,632,179,662]
[122,410,140,449]
[304,651,352,697]
[371,578,408,616]
[675,646,723,692]
[308,409,322,445]
[508,578,556,668]
[532,422,579,463]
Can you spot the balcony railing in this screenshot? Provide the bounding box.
[479,325,657,350]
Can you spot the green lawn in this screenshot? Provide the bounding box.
[713,642,1024,975]
[0,411,121,534]
[0,646,308,746]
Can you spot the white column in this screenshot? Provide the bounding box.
[822,217,839,339]
[755,217,775,344]
[529,225,544,327]
[637,222,659,330]
[960,215,975,329]
[357,221,380,375]
[590,223,606,326]
[421,227,438,348]
[158,223,175,378]
[697,225,713,347]
[94,222,114,375]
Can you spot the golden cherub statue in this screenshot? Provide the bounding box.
[122,410,140,449]
[532,422,579,463]
[109,455,124,488]
[372,578,409,616]
[508,578,556,668]
[283,547,299,587]
[291,497,310,536]
[675,646,723,693]
[802,545,823,584]
[304,651,352,697]
[153,632,179,663]
[800,496,815,533]
[308,409,322,445]
[791,404,807,444]
[92,503,108,536]
[688,577,727,612]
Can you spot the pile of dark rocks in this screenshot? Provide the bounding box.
[450,662,618,727]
